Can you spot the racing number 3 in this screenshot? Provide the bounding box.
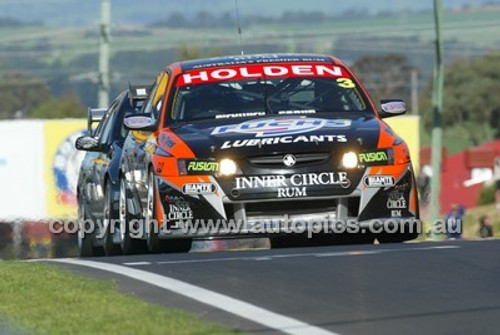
[336,78,355,88]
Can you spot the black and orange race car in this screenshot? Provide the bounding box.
[115,54,419,254]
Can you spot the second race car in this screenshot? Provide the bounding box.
[75,85,150,256]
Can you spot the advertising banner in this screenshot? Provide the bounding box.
[0,121,45,220]
[43,120,86,219]
[386,115,420,173]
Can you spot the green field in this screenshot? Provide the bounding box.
[0,262,236,335]
[1,7,499,66]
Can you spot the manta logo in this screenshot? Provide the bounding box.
[211,117,351,138]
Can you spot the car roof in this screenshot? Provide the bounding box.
[174,53,339,72]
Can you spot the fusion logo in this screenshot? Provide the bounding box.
[186,161,219,173]
[212,117,352,138]
[359,150,389,164]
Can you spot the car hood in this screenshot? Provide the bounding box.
[166,113,384,158]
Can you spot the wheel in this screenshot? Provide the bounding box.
[145,171,192,253]
[77,198,102,257]
[102,182,121,256]
[145,171,162,253]
[118,177,145,254]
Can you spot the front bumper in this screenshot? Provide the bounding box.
[154,162,419,239]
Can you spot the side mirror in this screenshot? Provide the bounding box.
[379,99,407,118]
[75,136,101,151]
[124,115,156,131]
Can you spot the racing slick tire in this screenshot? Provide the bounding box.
[118,177,145,255]
[145,171,192,253]
[145,171,162,253]
[102,182,122,256]
[77,198,102,257]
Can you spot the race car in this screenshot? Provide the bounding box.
[118,53,419,253]
[75,85,150,256]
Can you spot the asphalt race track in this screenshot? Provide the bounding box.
[46,240,500,335]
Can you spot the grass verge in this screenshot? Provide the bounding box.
[0,261,237,335]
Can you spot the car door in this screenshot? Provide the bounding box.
[89,100,120,217]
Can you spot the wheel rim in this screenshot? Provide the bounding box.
[146,173,155,244]
[103,186,110,241]
[119,179,127,243]
[77,202,84,249]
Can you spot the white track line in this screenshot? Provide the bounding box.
[122,261,152,266]
[46,258,338,335]
[150,245,460,265]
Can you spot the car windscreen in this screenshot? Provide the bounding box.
[169,63,373,123]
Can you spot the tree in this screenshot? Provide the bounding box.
[27,94,85,119]
[420,52,500,146]
[0,73,51,119]
[351,54,414,108]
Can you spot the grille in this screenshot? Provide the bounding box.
[248,153,330,168]
[245,199,337,216]
[224,196,361,220]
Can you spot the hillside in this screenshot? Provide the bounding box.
[0,0,499,26]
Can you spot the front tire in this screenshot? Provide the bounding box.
[145,171,162,253]
[145,172,192,253]
[77,199,101,257]
[102,182,121,256]
[118,177,144,254]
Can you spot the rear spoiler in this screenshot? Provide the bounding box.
[87,107,108,136]
[128,84,152,107]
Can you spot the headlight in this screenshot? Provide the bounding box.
[220,158,237,176]
[342,151,358,169]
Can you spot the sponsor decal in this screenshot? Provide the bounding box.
[358,150,389,165]
[158,133,175,148]
[364,175,395,187]
[168,202,194,220]
[234,172,351,198]
[391,210,402,217]
[185,160,219,174]
[212,117,351,137]
[220,134,347,149]
[278,109,316,115]
[216,112,266,119]
[183,183,217,195]
[177,63,347,86]
[164,195,186,203]
[387,191,407,209]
